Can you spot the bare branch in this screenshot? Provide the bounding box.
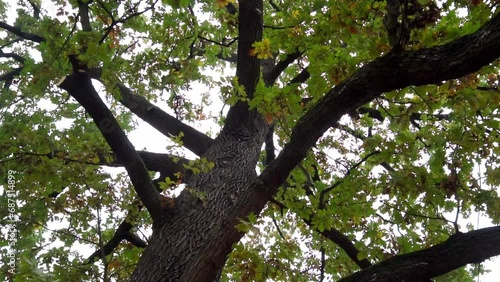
[383,0,403,48]
[18,149,188,182]
[26,0,41,18]
[289,67,310,84]
[264,125,275,166]
[226,3,237,15]
[306,217,372,270]
[198,35,238,47]
[271,197,372,269]
[268,0,280,12]
[357,107,450,123]
[0,68,22,82]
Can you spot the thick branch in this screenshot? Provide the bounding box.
[18,150,187,182]
[85,212,147,264]
[58,72,164,220]
[78,0,92,32]
[26,0,41,19]
[289,67,310,84]
[223,0,264,132]
[0,21,45,43]
[0,67,22,82]
[259,11,500,191]
[339,226,500,282]
[384,0,402,48]
[85,220,135,264]
[270,195,371,269]
[136,151,187,177]
[264,125,275,166]
[263,51,303,86]
[116,84,213,156]
[0,52,25,64]
[87,69,213,156]
[97,150,188,183]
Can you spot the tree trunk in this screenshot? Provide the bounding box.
[130,121,269,281]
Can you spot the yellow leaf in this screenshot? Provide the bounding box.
[249,38,273,59]
[216,0,234,8]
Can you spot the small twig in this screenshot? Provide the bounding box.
[50,13,80,68]
[271,213,285,240]
[263,25,295,29]
[453,199,461,233]
[198,35,238,47]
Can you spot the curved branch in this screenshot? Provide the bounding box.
[26,0,41,19]
[339,226,500,282]
[85,214,147,264]
[58,72,164,221]
[304,217,372,270]
[270,197,372,269]
[259,11,500,191]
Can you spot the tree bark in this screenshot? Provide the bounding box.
[128,11,500,281]
[129,125,268,281]
[339,226,500,282]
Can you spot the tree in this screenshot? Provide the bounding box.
[1,0,499,281]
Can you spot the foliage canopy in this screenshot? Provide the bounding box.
[1,0,500,281]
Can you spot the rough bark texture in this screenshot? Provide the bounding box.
[129,124,268,281]
[129,1,270,280]
[339,226,500,282]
